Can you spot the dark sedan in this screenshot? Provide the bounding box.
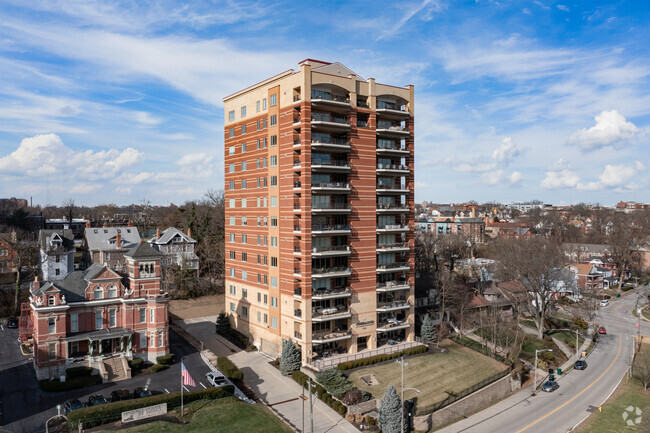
[133,387,152,398]
[63,399,85,414]
[111,389,133,402]
[574,359,588,370]
[542,380,559,392]
[87,395,109,406]
[6,317,18,328]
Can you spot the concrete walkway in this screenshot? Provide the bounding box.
[175,316,359,433]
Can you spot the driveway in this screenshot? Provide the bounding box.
[0,328,210,433]
[176,316,359,433]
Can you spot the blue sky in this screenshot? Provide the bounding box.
[0,0,648,207]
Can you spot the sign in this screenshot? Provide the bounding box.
[355,320,375,328]
[121,403,167,423]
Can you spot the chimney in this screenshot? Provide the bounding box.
[156,228,160,240]
[128,221,134,227]
[187,227,191,238]
[86,221,91,228]
[103,222,108,228]
[33,276,40,291]
[116,231,122,249]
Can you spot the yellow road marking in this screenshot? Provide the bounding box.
[612,303,624,312]
[514,334,622,433]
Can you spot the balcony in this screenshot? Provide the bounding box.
[293,202,302,213]
[312,266,352,279]
[377,242,410,253]
[376,300,410,312]
[377,262,410,273]
[293,246,302,256]
[311,224,352,236]
[311,245,352,257]
[376,320,410,332]
[294,181,302,190]
[377,185,409,195]
[311,160,351,172]
[293,161,302,169]
[376,102,410,119]
[294,288,302,297]
[312,330,352,344]
[376,123,409,137]
[294,331,303,340]
[312,287,352,300]
[376,144,409,156]
[376,224,409,233]
[377,281,411,292]
[376,163,409,174]
[294,309,303,318]
[311,91,351,110]
[377,203,410,213]
[293,225,302,233]
[311,138,351,153]
[294,267,302,277]
[311,182,351,194]
[293,117,301,127]
[311,115,351,131]
[311,203,352,215]
[293,139,301,148]
[312,306,352,322]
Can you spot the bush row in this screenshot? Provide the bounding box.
[65,366,94,379]
[217,357,244,381]
[151,364,169,373]
[622,285,634,292]
[40,375,102,392]
[67,386,234,429]
[291,371,346,415]
[336,345,428,371]
[156,353,176,365]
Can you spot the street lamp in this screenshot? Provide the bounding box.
[396,357,421,433]
[532,349,553,395]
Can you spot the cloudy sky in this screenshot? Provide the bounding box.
[0,0,648,207]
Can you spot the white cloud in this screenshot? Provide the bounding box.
[134,111,162,125]
[542,160,645,191]
[480,170,504,185]
[177,152,213,167]
[509,171,523,184]
[598,163,639,187]
[568,110,639,150]
[541,169,580,189]
[447,136,522,175]
[492,137,520,164]
[556,5,570,12]
[70,183,101,194]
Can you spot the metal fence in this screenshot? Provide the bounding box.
[310,341,422,371]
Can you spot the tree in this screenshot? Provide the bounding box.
[62,198,76,223]
[315,369,354,398]
[279,338,301,376]
[420,314,436,343]
[215,311,230,335]
[633,350,650,391]
[378,384,402,433]
[4,229,38,315]
[493,237,568,339]
[608,212,647,290]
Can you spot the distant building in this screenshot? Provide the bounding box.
[38,229,75,281]
[149,227,199,272]
[415,217,485,243]
[83,225,141,272]
[25,243,168,381]
[0,233,17,284]
[45,218,89,239]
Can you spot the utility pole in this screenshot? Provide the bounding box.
[308,378,314,433]
[302,382,305,433]
[532,349,552,394]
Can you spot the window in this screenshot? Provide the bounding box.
[229,163,235,173]
[48,295,55,306]
[139,308,146,323]
[241,161,247,171]
[256,179,261,189]
[257,235,261,246]
[271,236,277,247]
[49,343,56,360]
[257,216,261,226]
[256,120,260,130]
[242,288,247,299]
[230,268,236,277]
[271,257,278,267]
[263,98,267,110]
[264,294,268,304]
[151,332,156,347]
[242,306,248,318]
[257,273,262,283]
[55,255,60,263]
[139,331,147,348]
[230,302,236,312]
[229,233,236,242]
[108,285,117,298]
[270,94,277,106]
[257,254,261,264]
[242,270,247,281]
[241,124,247,135]
[263,235,268,246]
[264,313,268,324]
[271,217,277,227]
[271,317,278,329]
[263,119,268,130]
[95,310,103,329]
[242,234,247,244]
[158,332,163,347]
[271,135,277,146]
[256,100,260,112]
[242,216,247,226]
[263,216,268,226]
[256,158,261,169]
[263,197,268,207]
[256,139,261,150]
[271,295,278,306]
[257,292,262,302]
[270,155,277,166]
[241,252,247,262]
[230,285,236,295]
[229,145,235,155]
[271,196,277,207]
[55,269,60,276]
[229,180,235,190]
[242,143,247,153]
[229,216,235,226]
[48,317,55,334]
[109,309,116,327]
[270,114,277,126]
[241,179,247,189]
[150,308,155,322]
[229,128,235,138]
[228,110,235,121]
[241,106,246,117]
[70,313,78,333]
[94,286,103,300]
[257,311,261,322]
[229,250,236,259]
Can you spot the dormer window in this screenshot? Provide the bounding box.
[104,229,108,233]
[94,286,103,300]
[108,285,117,298]
[48,295,55,306]
[94,229,98,234]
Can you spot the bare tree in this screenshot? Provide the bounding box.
[415,232,438,275]
[634,350,650,391]
[62,198,76,223]
[608,212,647,290]
[4,230,38,314]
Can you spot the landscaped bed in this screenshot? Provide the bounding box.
[348,340,509,414]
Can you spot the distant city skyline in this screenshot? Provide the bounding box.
[0,1,648,206]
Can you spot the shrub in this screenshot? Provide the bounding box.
[40,375,102,392]
[292,370,309,386]
[366,414,377,426]
[65,366,93,379]
[129,358,144,370]
[316,369,355,399]
[217,357,244,381]
[67,386,234,429]
[541,352,555,362]
[215,311,230,334]
[337,404,347,415]
[279,338,302,375]
[622,285,634,292]
[573,317,588,329]
[151,364,169,373]
[156,353,176,366]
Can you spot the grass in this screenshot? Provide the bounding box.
[572,380,650,433]
[94,397,293,433]
[348,340,508,409]
[549,330,585,351]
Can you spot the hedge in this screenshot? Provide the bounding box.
[151,364,169,373]
[217,357,244,381]
[219,328,250,349]
[40,375,102,392]
[337,345,428,371]
[66,366,94,379]
[291,371,347,415]
[129,358,144,370]
[67,386,234,429]
[621,285,634,292]
[156,353,176,365]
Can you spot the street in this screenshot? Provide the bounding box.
[0,327,211,433]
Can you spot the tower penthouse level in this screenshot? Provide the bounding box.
[223,59,414,365]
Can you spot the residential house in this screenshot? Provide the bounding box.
[39,230,75,282]
[83,225,141,272]
[496,281,530,315]
[45,218,89,239]
[149,227,199,272]
[25,242,168,381]
[568,264,604,292]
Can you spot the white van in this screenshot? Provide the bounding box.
[600,299,609,307]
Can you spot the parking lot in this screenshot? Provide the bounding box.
[0,326,212,433]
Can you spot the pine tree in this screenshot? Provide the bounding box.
[215,311,230,335]
[421,313,436,344]
[378,384,402,433]
[279,338,302,375]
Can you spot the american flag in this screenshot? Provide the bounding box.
[181,361,196,387]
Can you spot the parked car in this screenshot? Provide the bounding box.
[133,387,152,398]
[600,299,609,307]
[6,317,18,328]
[574,360,588,370]
[87,395,109,406]
[599,326,607,335]
[63,399,85,414]
[541,380,559,392]
[206,372,228,387]
[111,389,133,402]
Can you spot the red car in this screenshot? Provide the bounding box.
[598,326,607,334]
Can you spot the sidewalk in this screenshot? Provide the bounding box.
[175,316,359,433]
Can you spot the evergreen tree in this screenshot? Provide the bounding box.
[215,311,230,335]
[378,384,402,433]
[421,313,436,344]
[279,339,302,375]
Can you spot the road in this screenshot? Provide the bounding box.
[438,289,648,433]
[0,327,211,433]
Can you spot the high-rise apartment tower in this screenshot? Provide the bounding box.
[224,59,414,364]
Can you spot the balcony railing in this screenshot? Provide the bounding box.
[311,182,351,190]
[294,139,301,146]
[377,280,410,290]
[311,91,350,103]
[293,161,302,168]
[294,117,301,124]
[311,160,350,168]
[377,262,410,270]
[313,245,350,254]
[312,203,351,210]
[377,224,408,230]
[357,99,369,108]
[311,266,352,276]
[312,330,352,342]
[311,224,351,232]
[295,331,303,339]
[377,242,409,250]
[312,287,352,299]
[376,320,409,331]
[377,122,407,131]
[377,203,409,210]
[294,181,302,188]
[293,225,301,232]
[312,115,349,125]
[377,144,408,152]
[294,267,302,275]
[377,101,407,111]
[312,306,351,319]
[294,288,302,296]
[377,163,409,171]
[357,120,368,128]
[312,138,351,146]
[294,246,302,254]
[377,184,408,192]
[377,300,410,310]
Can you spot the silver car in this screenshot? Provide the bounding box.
[206,372,228,387]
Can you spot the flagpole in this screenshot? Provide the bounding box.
[180,357,184,421]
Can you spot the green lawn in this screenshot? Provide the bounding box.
[348,341,509,411]
[549,330,585,351]
[573,380,650,433]
[94,397,293,433]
